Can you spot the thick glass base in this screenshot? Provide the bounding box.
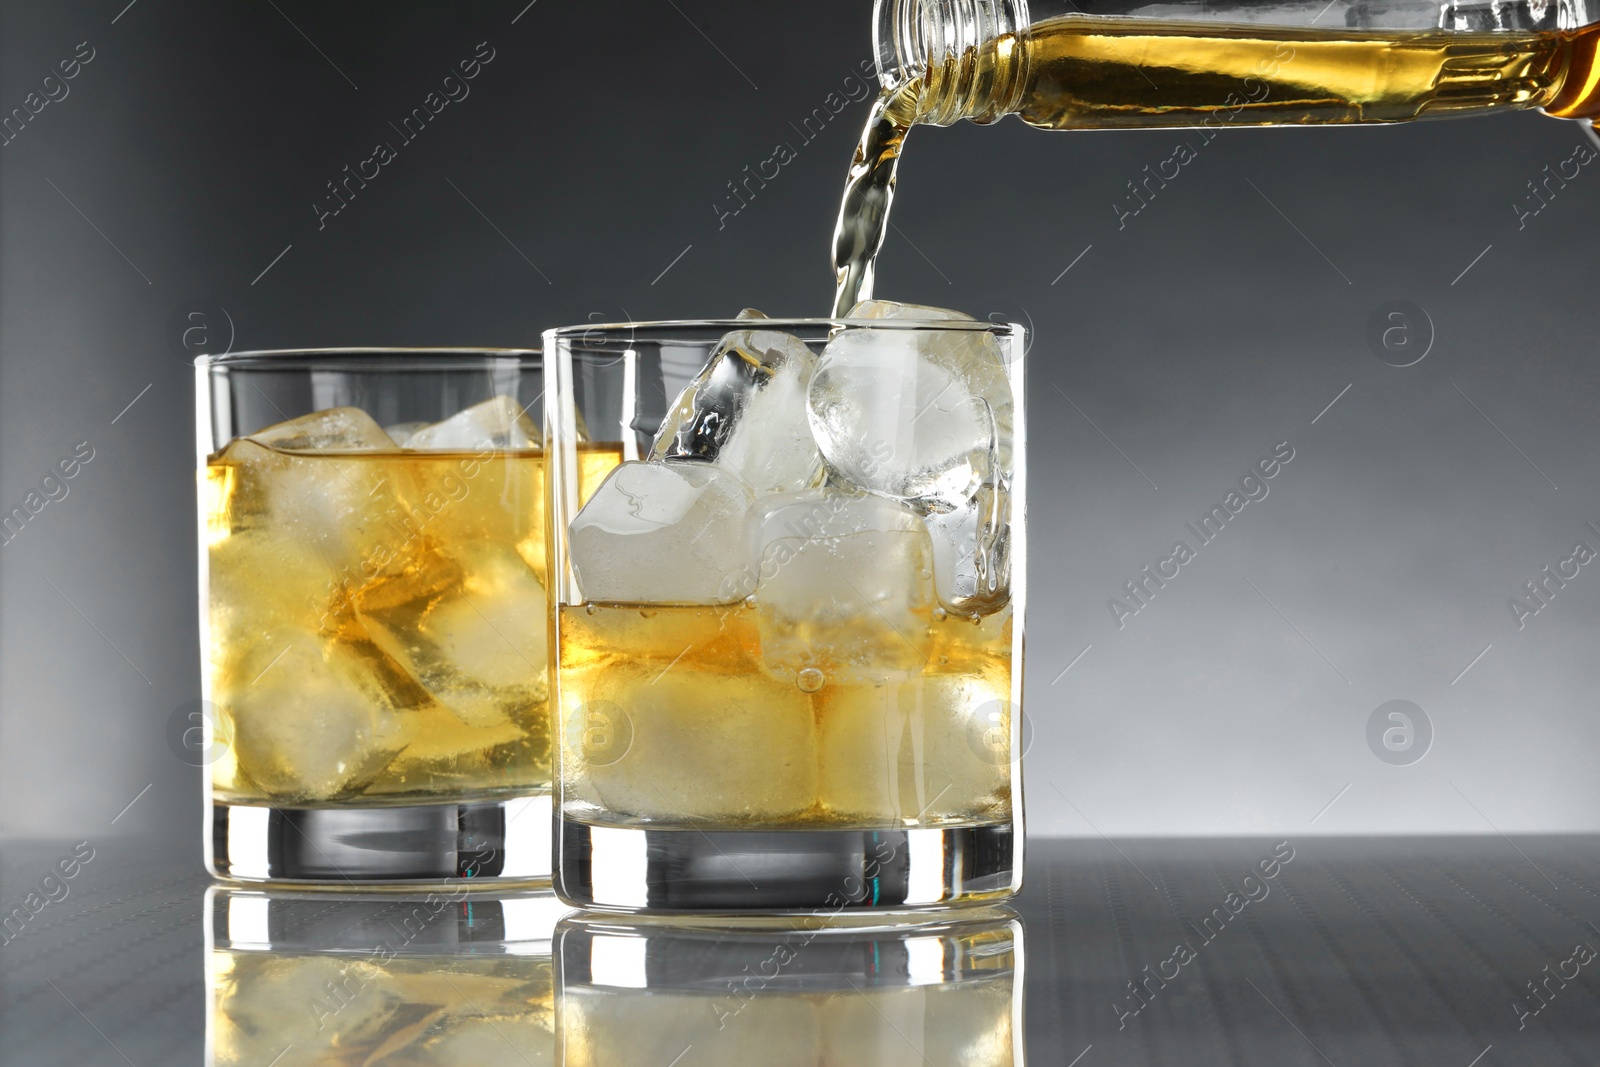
[209,794,551,885]
[556,818,1017,913]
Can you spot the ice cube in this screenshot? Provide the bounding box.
[246,406,397,452]
[817,667,1012,825]
[405,395,539,451]
[569,461,756,604]
[214,956,552,1067]
[819,982,1014,1064]
[845,299,970,322]
[384,420,430,446]
[208,441,423,633]
[650,328,823,494]
[213,956,402,1066]
[751,490,935,683]
[222,629,414,803]
[923,481,1012,615]
[563,661,819,822]
[419,1016,555,1066]
[566,989,819,1067]
[362,542,549,730]
[808,303,1013,511]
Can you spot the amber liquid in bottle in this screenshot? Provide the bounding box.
[832,17,1600,311]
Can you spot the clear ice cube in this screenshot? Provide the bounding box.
[383,421,430,447]
[213,956,401,1064]
[569,988,820,1066]
[215,412,425,629]
[569,460,756,604]
[808,302,1013,511]
[817,669,1011,824]
[819,982,1014,1064]
[361,542,548,729]
[650,328,823,495]
[750,489,935,683]
[405,395,538,451]
[567,661,819,823]
[247,406,397,452]
[846,299,970,322]
[922,481,1012,615]
[210,438,419,621]
[223,629,412,802]
[414,1016,555,1066]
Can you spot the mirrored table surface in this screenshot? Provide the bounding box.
[2,836,1596,1065]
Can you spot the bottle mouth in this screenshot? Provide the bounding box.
[873,0,921,88]
[874,0,1029,122]
[876,0,979,87]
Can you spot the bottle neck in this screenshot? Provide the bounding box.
[874,0,1031,125]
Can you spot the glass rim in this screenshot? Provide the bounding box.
[545,317,1025,339]
[196,346,542,371]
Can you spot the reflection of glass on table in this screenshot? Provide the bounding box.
[197,349,553,884]
[205,886,569,1066]
[555,909,1026,1065]
[546,310,1027,912]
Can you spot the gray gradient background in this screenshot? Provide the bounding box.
[1,0,1595,847]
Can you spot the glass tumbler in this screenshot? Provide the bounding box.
[207,885,568,1063]
[197,349,551,884]
[555,910,1027,1064]
[545,317,1026,912]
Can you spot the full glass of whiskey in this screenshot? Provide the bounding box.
[206,884,569,1064]
[545,310,1026,912]
[197,349,552,884]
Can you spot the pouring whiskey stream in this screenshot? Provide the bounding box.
[835,0,1600,312]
